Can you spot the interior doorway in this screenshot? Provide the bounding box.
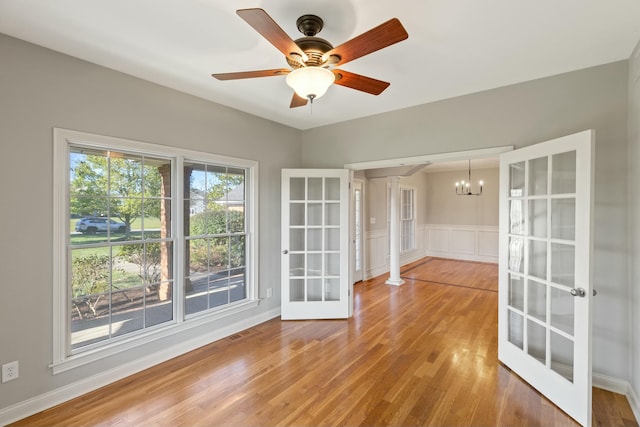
[346,145,512,282]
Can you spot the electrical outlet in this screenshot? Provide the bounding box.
[2,361,19,383]
[266,287,273,298]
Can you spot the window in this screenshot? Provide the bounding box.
[386,184,417,255]
[53,129,257,372]
[400,187,416,252]
[184,163,247,316]
[68,147,174,350]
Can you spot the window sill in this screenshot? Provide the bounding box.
[50,299,260,375]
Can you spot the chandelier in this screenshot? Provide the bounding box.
[455,160,483,196]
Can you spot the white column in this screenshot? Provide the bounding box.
[386,176,404,286]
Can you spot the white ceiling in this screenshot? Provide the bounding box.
[1,0,639,130]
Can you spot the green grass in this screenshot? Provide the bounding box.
[71,245,110,258]
[112,269,144,289]
[71,231,139,244]
[70,230,162,254]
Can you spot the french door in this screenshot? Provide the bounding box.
[281,169,351,319]
[498,130,594,426]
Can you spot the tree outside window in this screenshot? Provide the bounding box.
[69,147,173,349]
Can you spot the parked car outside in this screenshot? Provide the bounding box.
[75,217,126,234]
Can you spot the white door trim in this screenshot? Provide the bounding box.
[344,146,513,170]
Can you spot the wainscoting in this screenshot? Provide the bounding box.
[365,224,498,279]
[425,224,498,263]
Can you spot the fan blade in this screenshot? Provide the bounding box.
[212,69,290,80]
[237,8,308,62]
[323,18,408,66]
[290,93,308,108]
[332,69,390,95]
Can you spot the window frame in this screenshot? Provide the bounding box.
[52,128,259,374]
[400,186,416,253]
[182,161,251,318]
[386,183,417,257]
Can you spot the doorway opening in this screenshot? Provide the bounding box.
[345,145,512,283]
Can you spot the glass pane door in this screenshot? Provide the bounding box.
[281,169,350,319]
[506,153,578,379]
[499,131,593,427]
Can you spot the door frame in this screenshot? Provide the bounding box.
[351,178,366,283]
[344,145,513,281]
[344,146,514,171]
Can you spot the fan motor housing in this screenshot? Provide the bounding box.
[288,36,333,68]
[286,14,337,68]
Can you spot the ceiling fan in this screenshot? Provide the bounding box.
[212,8,409,108]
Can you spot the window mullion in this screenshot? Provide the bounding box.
[175,156,185,324]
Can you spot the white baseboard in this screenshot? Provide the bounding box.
[425,250,498,264]
[593,372,629,394]
[626,382,640,425]
[366,264,389,280]
[0,307,281,427]
[365,248,428,281]
[593,373,640,424]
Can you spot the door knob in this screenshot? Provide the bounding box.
[282,249,288,254]
[570,288,586,297]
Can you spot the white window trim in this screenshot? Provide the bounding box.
[52,128,259,374]
[400,185,417,253]
[385,183,417,257]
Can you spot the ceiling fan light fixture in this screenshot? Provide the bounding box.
[286,67,335,100]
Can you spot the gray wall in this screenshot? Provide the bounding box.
[628,40,640,408]
[364,168,498,233]
[364,178,386,232]
[364,172,430,233]
[424,168,499,226]
[301,62,631,381]
[0,34,301,411]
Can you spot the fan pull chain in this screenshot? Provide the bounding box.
[308,94,316,115]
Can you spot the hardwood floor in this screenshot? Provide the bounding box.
[12,258,637,426]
